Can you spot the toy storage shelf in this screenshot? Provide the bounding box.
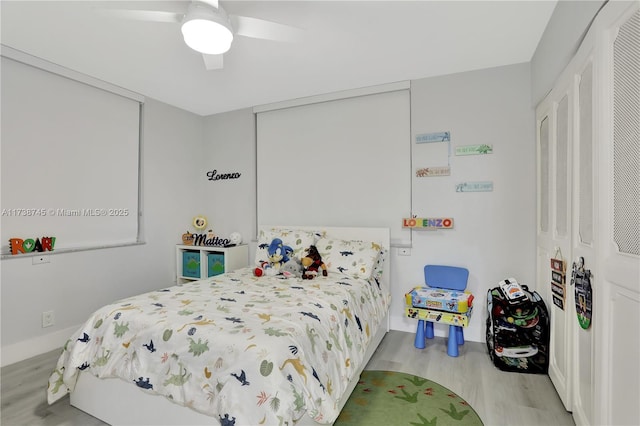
[176,244,248,284]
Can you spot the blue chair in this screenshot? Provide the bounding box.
[414,265,469,357]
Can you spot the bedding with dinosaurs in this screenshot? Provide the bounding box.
[47,266,390,424]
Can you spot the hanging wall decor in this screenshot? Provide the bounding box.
[455,181,494,192]
[415,131,450,143]
[414,131,451,175]
[192,215,208,230]
[455,144,493,156]
[571,257,593,329]
[550,254,566,310]
[415,166,451,177]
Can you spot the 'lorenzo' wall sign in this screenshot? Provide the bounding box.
[402,217,454,229]
[206,169,241,181]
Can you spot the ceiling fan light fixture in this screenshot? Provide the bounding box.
[181,3,233,55]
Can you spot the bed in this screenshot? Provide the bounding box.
[47,226,391,425]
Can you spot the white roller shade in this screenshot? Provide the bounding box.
[256,87,411,245]
[1,52,142,255]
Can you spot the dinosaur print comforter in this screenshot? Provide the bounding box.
[47,266,390,425]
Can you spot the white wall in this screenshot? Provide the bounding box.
[201,108,256,248]
[200,63,535,343]
[0,98,203,366]
[392,63,535,341]
[1,62,536,365]
[530,0,605,106]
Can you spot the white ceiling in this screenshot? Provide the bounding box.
[1,0,557,116]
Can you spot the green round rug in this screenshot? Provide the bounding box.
[335,370,483,426]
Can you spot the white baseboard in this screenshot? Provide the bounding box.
[1,325,79,367]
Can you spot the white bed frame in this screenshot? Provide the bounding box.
[70,226,391,425]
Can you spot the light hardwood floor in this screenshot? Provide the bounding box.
[1,330,574,426]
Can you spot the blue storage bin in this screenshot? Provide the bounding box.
[208,253,225,277]
[182,251,201,278]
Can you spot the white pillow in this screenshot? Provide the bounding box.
[255,228,316,266]
[315,237,381,280]
[371,247,387,283]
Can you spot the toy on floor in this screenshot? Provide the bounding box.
[405,265,472,357]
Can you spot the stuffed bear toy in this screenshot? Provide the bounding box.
[301,245,328,280]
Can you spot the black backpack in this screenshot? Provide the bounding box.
[486,284,550,374]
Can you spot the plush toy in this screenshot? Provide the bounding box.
[267,238,292,269]
[254,238,293,277]
[301,245,328,280]
[281,257,303,278]
[254,262,271,277]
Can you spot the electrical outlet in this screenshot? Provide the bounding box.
[398,247,411,256]
[42,310,55,328]
[33,255,50,265]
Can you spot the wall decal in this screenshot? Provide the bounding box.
[455,181,494,192]
[415,166,451,177]
[206,169,241,181]
[455,144,493,155]
[402,217,454,229]
[9,236,56,255]
[415,131,450,143]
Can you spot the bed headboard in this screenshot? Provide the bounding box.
[259,225,391,296]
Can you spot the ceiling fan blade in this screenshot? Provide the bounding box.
[199,0,219,9]
[230,15,303,42]
[95,8,183,23]
[202,53,224,70]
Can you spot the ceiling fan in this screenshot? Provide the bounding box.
[97,0,303,70]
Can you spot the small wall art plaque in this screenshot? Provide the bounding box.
[455,144,493,156]
[415,131,450,143]
[416,166,451,177]
[550,257,567,310]
[455,181,494,192]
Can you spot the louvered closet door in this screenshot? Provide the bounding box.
[536,90,574,411]
[570,57,595,426]
[554,91,575,411]
[595,6,640,426]
[538,2,639,425]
